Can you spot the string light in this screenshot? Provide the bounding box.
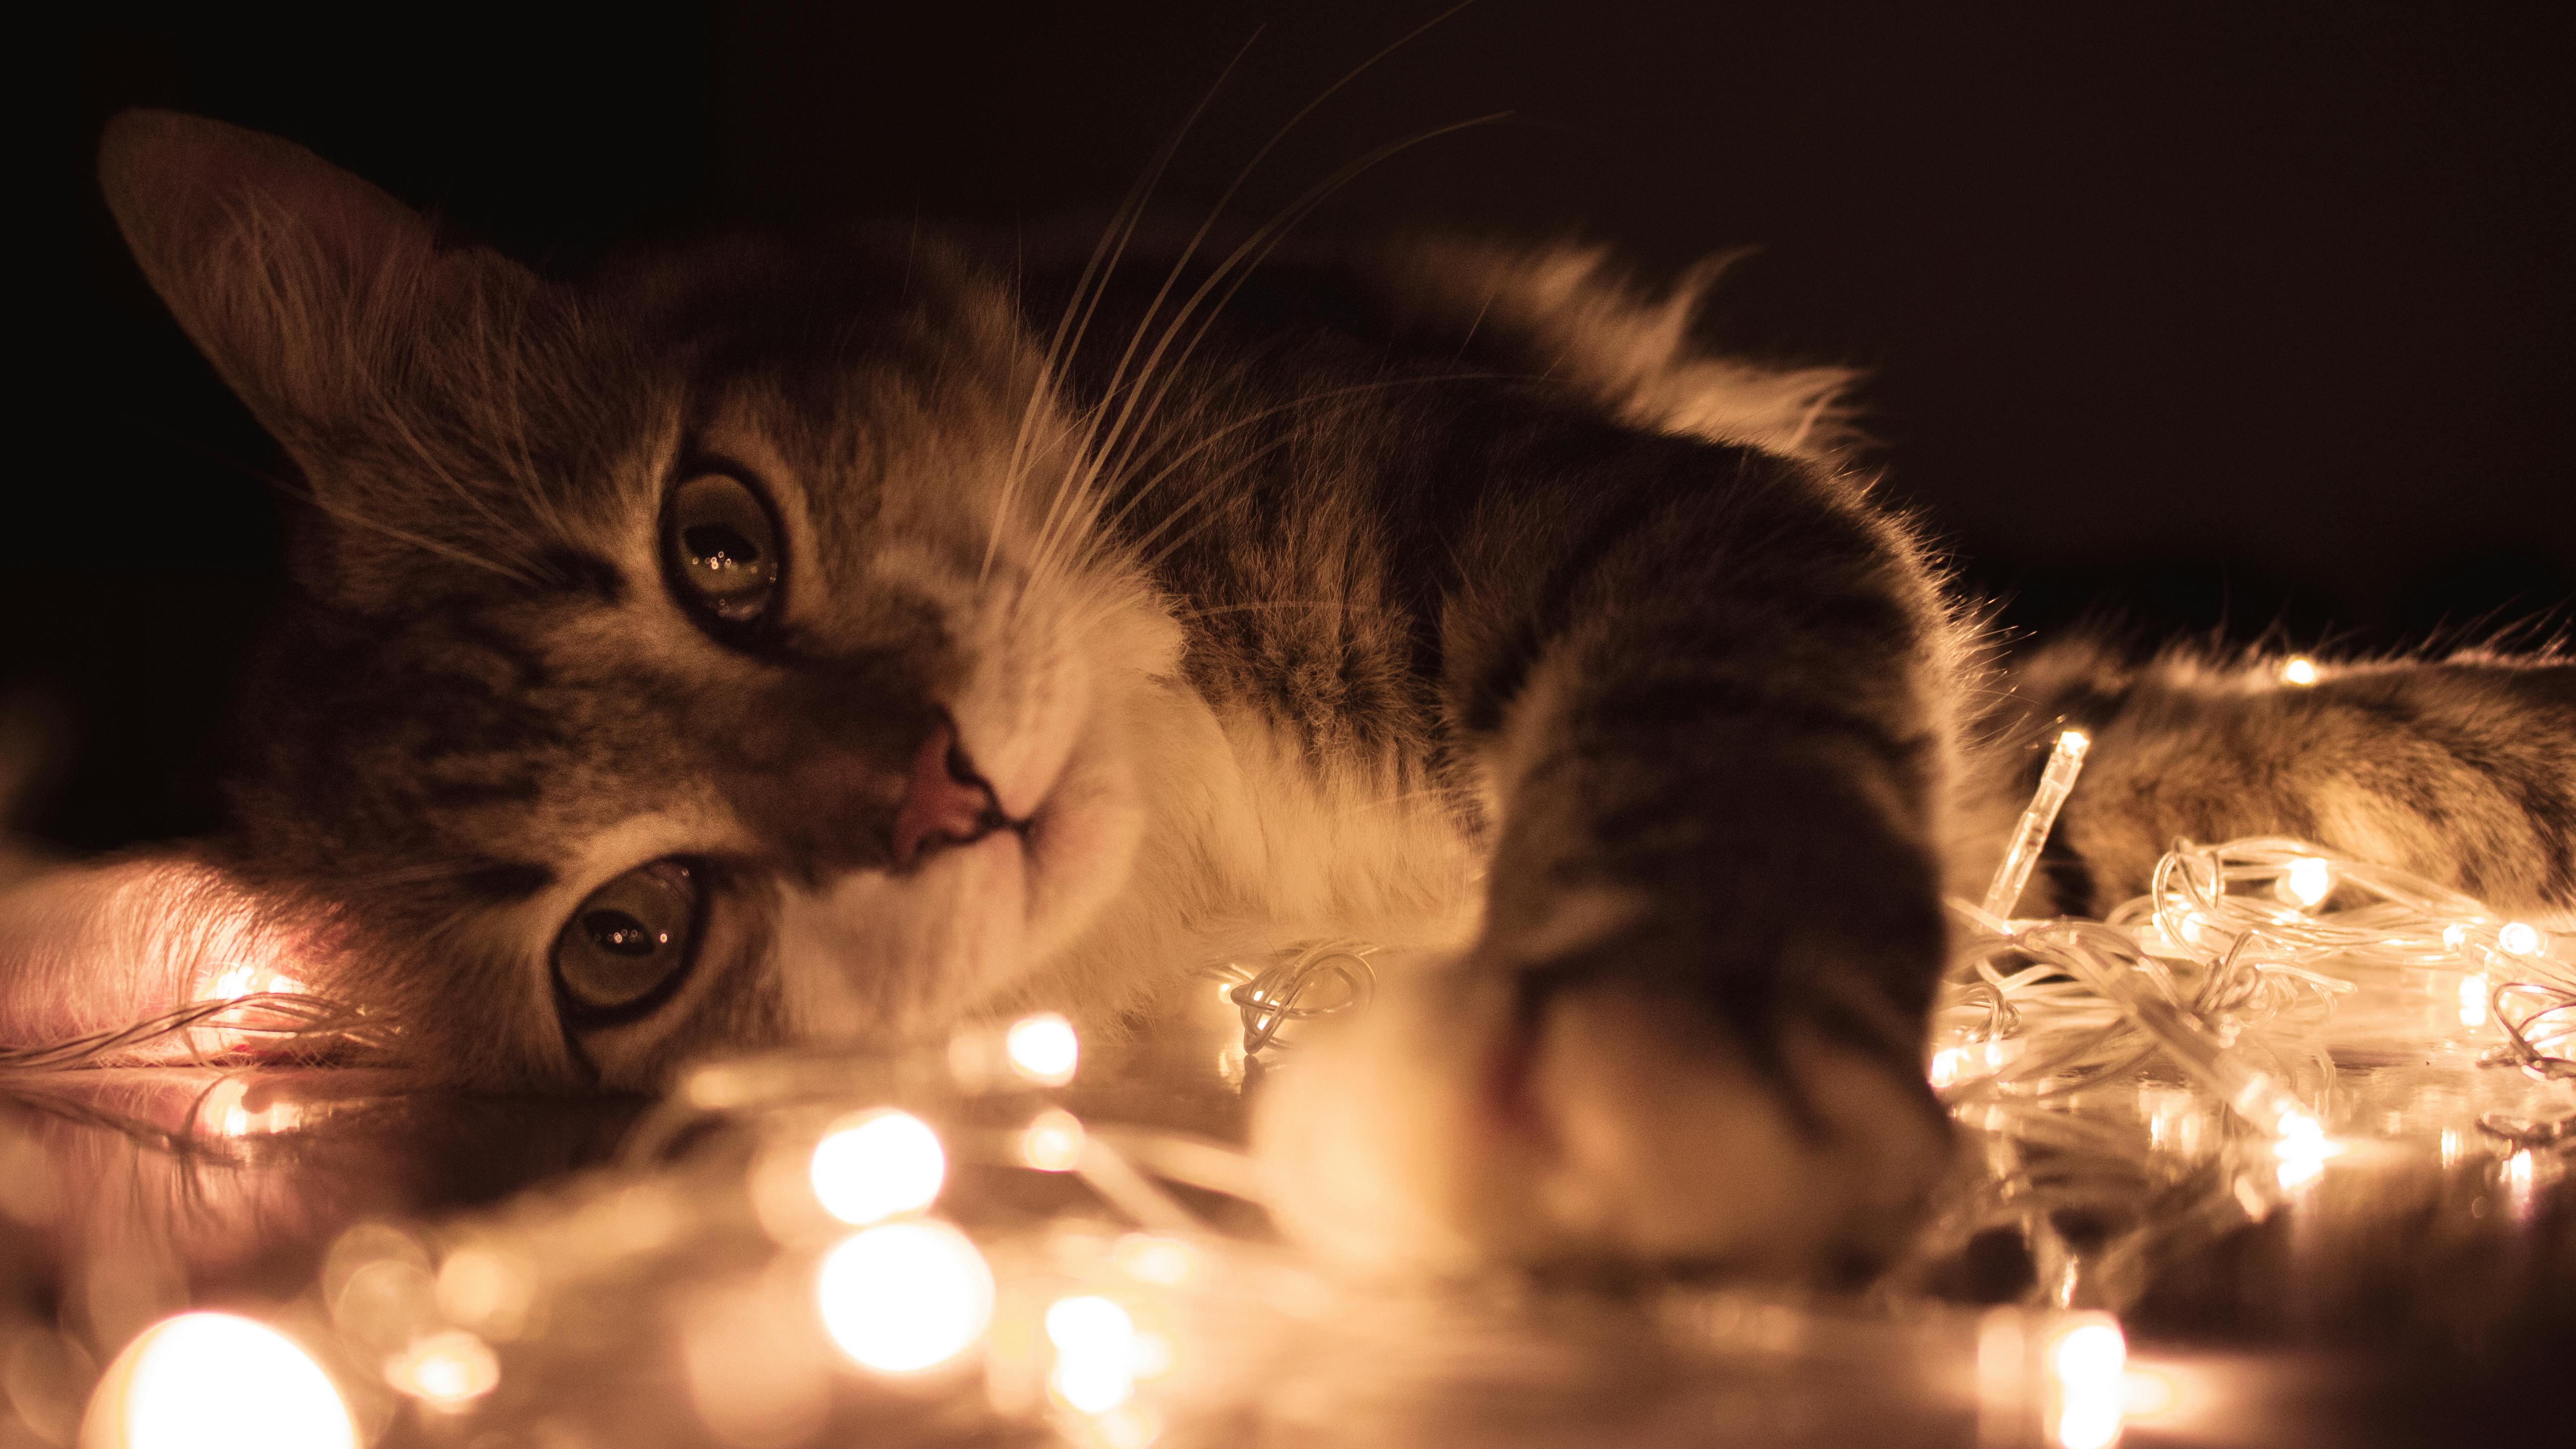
[1006,1014,1082,1086]
[809,1110,947,1225]
[1020,1108,1087,1171]
[1045,1295,1137,1414]
[84,1312,356,1449]
[2045,1316,2126,1449]
[2278,656,2321,686]
[383,1329,500,1406]
[815,1220,996,1375]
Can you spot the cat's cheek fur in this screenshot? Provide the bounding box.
[774,835,1033,1045]
[1257,970,1954,1281]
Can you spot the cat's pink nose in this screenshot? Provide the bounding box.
[891,722,1009,869]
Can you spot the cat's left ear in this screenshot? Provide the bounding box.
[95,109,532,455]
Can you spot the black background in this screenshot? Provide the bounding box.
[30,0,2573,854]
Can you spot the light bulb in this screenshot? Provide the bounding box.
[2046,1316,2125,1449]
[2278,656,2320,686]
[2280,856,2332,909]
[2497,921,2542,957]
[1018,1108,1085,1171]
[1006,1014,1080,1086]
[87,1312,356,1449]
[809,1110,946,1226]
[1046,1295,1136,1414]
[816,1221,994,1375]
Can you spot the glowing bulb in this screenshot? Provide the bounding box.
[1045,1295,1136,1414]
[2442,923,2469,952]
[2271,1111,2341,1190]
[2280,856,2332,909]
[384,1330,499,1406]
[2497,921,2542,957]
[2459,974,2490,1028]
[816,1221,994,1375]
[1928,1046,1969,1089]
[1006,1014,1080,1086]
[1019,1108,1086,1171]
[87,1312,357,1449]
[2046,1316,2125,1449]
[1112,1234,1197,1287]
[809,1110,946,1226]
[2279,656,2320,686]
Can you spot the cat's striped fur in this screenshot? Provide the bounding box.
[4,112,2569,1280]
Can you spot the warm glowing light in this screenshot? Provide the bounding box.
[1112,1234,1197,1287]
[1928,1046,1969,1089]
[816,1220,994,1374]
[2120,1366,2179,1419]
[204,966,304,1003]
[2497,921,2542,957]
[89,1312,356,1449]
[435,1247,534,1339]
[196,1077,304,1138]
[2271,1112,2342,1190]
[1019,1108,1086,1171]
[2440,1128,2464,1167]
[384,1330,500,1406]
[2280,856,2332,909]
[2459,974,2490,1028]
[2046,1316,2125,1449]
[1045,1295,1137,1414]
[1096,1405,1163,1449]
[809,1110,946,1226]
[2442,923,2469,952]
[1006,1014,1080,1085]
[2278,656,2320,686]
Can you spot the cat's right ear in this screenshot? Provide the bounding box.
[95,110,520,454]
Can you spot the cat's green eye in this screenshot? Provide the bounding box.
[552,860,705,1019]
[666,472,781,624]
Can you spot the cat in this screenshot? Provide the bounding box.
[4,110,2570,1282]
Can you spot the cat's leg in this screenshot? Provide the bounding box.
[1257,423,1966,1282]
[1987,640,2576,918]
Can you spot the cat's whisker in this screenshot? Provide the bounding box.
[1084,115,1511,531]
[1023,9,1474,602]
[1001,37,1262,592]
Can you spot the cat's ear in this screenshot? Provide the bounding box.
[95,110,526,451]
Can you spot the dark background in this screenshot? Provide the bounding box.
[28,0,2573,855]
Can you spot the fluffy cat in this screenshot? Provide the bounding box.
[4,111,2571,1281]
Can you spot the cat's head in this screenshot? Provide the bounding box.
[72,111,1182,1086]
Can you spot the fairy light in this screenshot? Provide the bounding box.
[1019,1108,1087,1172]
[1046,1295,1137,1414]
[2278,656,2321,686]
[1006,1014,1081,1086]
[384,1329,500,1406]
[815,1220,995,1375]
[86,1312,356,1449]
[809,1110,947,1225]
[1982,729,2090,920]
[2497,921,2542,957]
[2045,1315,2126,1449]
[2459,974,2490,1028]
[2279,856,2332,909]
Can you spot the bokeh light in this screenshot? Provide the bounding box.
[1006,1014,1080,1086]
[89,1312,355,1449]
[1045,1294,1136,1414]
[1019,1108,1085,1171]
[815,1221,994,1374]
[384,1329,500,1406]
[2280,856,2332,909]
[2497,921,2542,957]
[2046,1316,2126,1449]
[809,1110,947,1226]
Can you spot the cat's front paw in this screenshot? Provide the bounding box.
[1253,896,1954,1284]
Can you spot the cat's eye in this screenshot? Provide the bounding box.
[552,859,705,1020]
[665,471,781,624]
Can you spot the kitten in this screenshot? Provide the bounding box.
[5,111,2570,1281]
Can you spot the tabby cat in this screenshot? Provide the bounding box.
[6,111,2571,1281]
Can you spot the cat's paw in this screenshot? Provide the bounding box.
[1252,904,1953,1284]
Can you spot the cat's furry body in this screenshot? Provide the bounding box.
[4,112,2570,1279]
